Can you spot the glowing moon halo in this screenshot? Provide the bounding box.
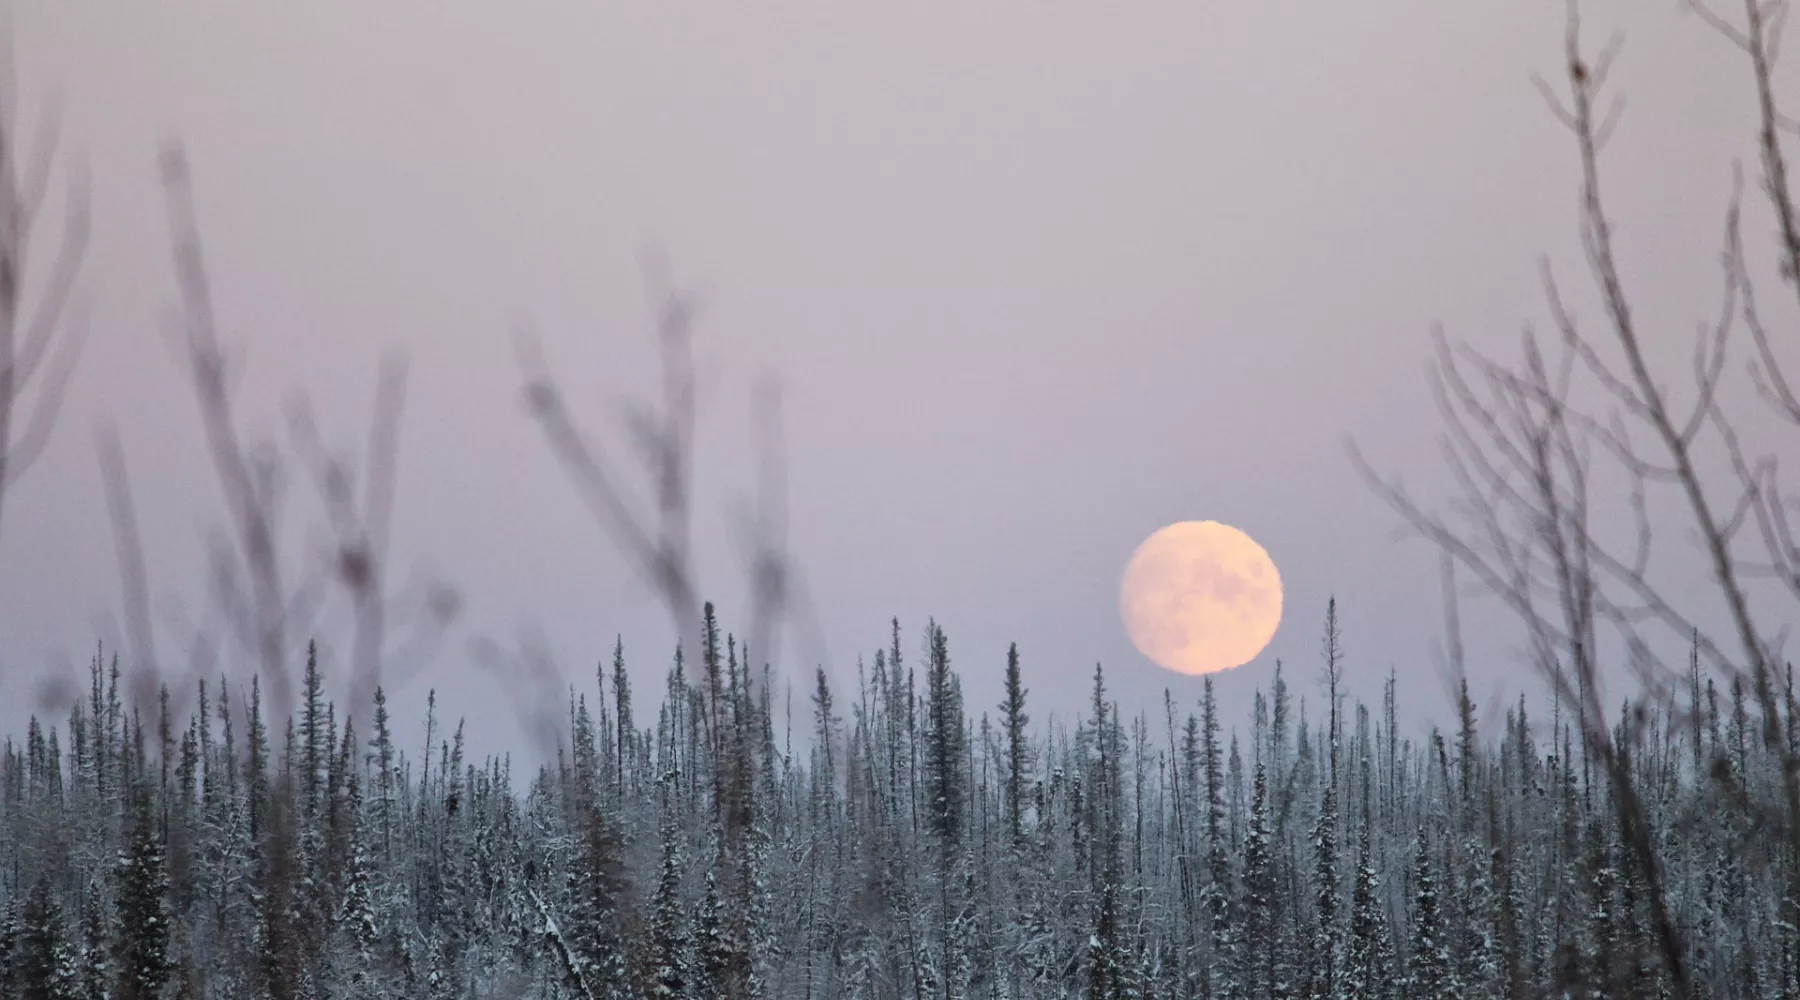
[1119,520,1283,675]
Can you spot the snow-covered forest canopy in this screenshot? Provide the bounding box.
[11,0,1800,996]
[0,598,1789,1000]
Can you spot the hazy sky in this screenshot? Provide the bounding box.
[1,1,1773,758]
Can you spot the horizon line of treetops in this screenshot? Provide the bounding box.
[0,597,1787,999]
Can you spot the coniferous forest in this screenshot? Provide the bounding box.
[11,0,1800,997]
[0,599,1791,1000]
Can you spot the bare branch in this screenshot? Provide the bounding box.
[162,142,294,713]
[96,422,157,692]
[515,325,662,578]
[2,296,86,484]
[155,158,439,718]
[1689,0,1753,50]
[6,164,87,392]
[284,351,420,712]
[741,375,789,680]
[1361,3,1800,991]
[0,79,89,547]
[515,277,706,668]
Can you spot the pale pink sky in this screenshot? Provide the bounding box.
[0,1,1772,756]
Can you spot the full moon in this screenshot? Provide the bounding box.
[1119,520,1283,675]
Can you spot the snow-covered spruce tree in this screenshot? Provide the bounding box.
[1344,792,1390,1000]
[0,893,21,997]
[1087,879,1139,1000]
[329,718,379,994]
[257,780,304,1000]
[925,620,968,998]
[1406,824,1455,1000]
[429,719,475,1000]
[76,879,109,1000]
[648,772,692,1000]
[1584,820,1624,1000]
[1243,760,1276,1000]
[925,619,966,855]
[1454,832,1498,1000]
[613,636,635,800]
[695,866,729,1000]
[1196,676,1239,1000]
[367,685,398,864]
[564,697,631,999]
[13,877,79,1000]
[1488,786,1528,1000]
[1307,783,1340,1000]
[114,767,172,1000]
[1000,643,1030,849]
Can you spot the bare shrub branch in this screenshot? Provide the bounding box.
[514,263,813,748]
[0,78,89,545]
[158,143,454,719]
[1349,0,1800,990]
[96,421,157,707]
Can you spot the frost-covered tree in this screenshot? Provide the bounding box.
[1406,825,1454,1000]
[14,878,80,1000]
[114,776,172,1000]
[0,601,1796,998]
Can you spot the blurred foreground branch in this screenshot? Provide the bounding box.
[512,262,820,747]
[0,75,88,548]
[154,143,455,719]
[1354,0,1800,993]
